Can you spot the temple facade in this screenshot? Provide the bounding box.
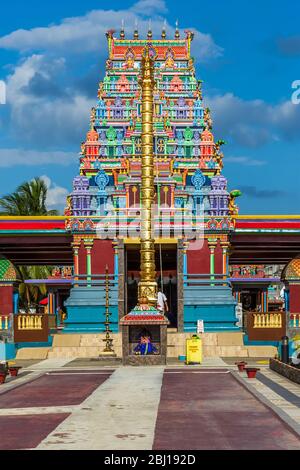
[63,27,241,333]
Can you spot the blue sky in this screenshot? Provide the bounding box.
[0,0,300,213]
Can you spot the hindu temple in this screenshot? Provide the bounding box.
[63,26,239,335]
[1,26,300,361]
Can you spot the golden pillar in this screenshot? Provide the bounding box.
[138,46,157,306]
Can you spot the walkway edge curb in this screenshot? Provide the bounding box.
[231,371,300,437]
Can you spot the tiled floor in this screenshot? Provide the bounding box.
[0,358,299,450]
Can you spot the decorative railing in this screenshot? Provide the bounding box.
[0,315,10,331]
[73,274,119,289]
[247,311,286,341]
[14,314,49,343]
[17,315,43,330]
[184,274,231,288]
[290,313,300,329]
[253,313,282,328]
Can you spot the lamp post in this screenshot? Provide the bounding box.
[138,45,157,306]
[101,265,115,355]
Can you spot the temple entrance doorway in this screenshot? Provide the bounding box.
[125,243,178,328]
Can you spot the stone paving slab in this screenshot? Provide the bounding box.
[29,358,74,369]
[36,367,164,450]
[153,370,300,450]
[0,405,77,416]
[63,358,122,368]
[0,414,70,450]
[0,359,299,450]
[0,371,113,408]
[221,357,270,367]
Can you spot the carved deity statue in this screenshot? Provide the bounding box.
[97,82,104,99]
[90,107,96,128]
[204,107,213,130]
[228,194,239,216]
[197,80,203,100]
[215,143,224,171]
[64,196,72,216]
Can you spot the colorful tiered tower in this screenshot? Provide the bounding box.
[64,27,240,333]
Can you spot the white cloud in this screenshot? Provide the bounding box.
[5,54,94,147]
[206,92,300,147]
[0,148,75,167]
[131,0,168,14]
[225,156,267,166]
[0,3,222,61]
[41,175,69,208]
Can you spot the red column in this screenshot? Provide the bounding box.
[289,284,300,313]
[0,285,13,316]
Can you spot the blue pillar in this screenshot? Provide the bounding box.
[13,292,19,314]
[183,250,187,282]
[284,289,290,312]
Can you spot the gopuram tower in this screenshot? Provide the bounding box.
[64,26,240,334]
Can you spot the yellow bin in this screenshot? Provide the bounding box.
[186,334,202,365]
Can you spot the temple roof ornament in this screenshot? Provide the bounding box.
[106,126,117,141]
[147,20,152,39]
[204,107,213,130]
[192,169,205,191]
[73,176,89,191]
[175,20,180,39]
[133,19,139,39]
[0,257,19,282]
[184,127,193,141]
[120,19,125,39]
[211,175,227,191]
[201,129,214,142]
[281,257,300,281]
[161,20,167,39]
[95,169,109,191]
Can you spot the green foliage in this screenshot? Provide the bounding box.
[0,177,59,216]
[230,190,242,198]
[18,266,52,309]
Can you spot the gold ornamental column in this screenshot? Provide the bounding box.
[138,46,157,306]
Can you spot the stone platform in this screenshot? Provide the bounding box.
[15,331,277,360]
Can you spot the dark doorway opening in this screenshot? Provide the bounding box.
[125,244,177,328]
[240,289,261,311]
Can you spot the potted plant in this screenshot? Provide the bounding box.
[0,372,6,384]
[245,367,260,379]
[8,366,22,377]
[235,361,247,372]
[0,361,8,384]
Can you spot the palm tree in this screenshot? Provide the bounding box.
[0,177,59,215]
[18,266,51,310]
[0,177,60,308]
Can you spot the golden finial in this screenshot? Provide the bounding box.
[134,19,139,39]
[162,19,167,39]
[175,19,180,38]
[120,19,125,39]
[147,19,152,39]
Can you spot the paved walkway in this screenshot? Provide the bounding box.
[37,367,164,450]
[0,359,299,450]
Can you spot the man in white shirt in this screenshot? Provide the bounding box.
[157,289,168,315]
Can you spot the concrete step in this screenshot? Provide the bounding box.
[16,347,50,360]
[48,345,122,359]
